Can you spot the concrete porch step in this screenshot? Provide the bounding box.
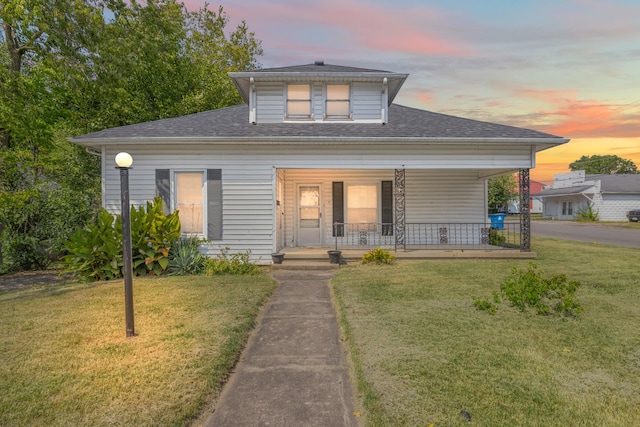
[270,260,341,271]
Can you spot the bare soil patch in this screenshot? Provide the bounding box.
[0,270,72,292]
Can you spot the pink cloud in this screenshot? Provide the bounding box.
[189,0,469,59]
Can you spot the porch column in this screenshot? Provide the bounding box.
[394,169,406,249]
[519,168,531,251]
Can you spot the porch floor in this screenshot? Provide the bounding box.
[278,246,536,262]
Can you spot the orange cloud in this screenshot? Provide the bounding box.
[417,92,433,104]
[514,89,640,138]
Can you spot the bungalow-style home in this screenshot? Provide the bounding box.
[70,61,568,263]
[535,170,640,221]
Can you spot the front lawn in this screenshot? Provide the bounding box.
[0,274,276,427]
[332,238,640,426]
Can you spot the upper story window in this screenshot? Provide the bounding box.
[326,84,350,119]
[286,84,311,118]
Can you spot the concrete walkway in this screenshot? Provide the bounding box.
[203,268,359,427]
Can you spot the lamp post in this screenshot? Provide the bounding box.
[115,152,135,337]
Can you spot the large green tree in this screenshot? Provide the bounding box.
[0,0,262,271]
[488,174,518,213]
[569,154,638,175]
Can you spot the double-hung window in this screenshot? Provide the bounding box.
[326,84,350,119]
[156,169,222,239]
[286,84,311,118]
[176,172,204,234]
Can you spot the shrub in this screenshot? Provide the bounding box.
[362,248,395,265]
[576,204,599,222]
[500,262,582,316]
[60,210,123,281]
[204,248,261,275]
[60,198,181,281]
[129,199,181,276]
[168,236,206,275]
[489,228,506,246]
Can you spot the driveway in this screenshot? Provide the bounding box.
[531,220,640,248]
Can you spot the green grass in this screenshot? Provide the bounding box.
[0,274,276,427]
[332,237,640,426]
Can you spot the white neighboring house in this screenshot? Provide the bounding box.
[70,62,568,263]
[535,170,640,220]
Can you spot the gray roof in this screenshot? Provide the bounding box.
[588,174,640,193]
[535,174,640,197]
[247,62,393,74]
[534,185,595,197]
[71,103,563,144]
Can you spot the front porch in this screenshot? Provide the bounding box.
[278,245,536,263]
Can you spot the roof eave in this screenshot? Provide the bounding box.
[69,136,569,148]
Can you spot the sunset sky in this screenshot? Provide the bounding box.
[186,0,640,183]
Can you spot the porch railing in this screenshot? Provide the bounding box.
[332,222,522,251]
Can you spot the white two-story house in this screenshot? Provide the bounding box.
[70,61,568,263]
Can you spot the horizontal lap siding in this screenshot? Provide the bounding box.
[405,170,486,223]
[256,82,284,123]
[352,82,382,120]
[104,148,275,263]
[284,170,391,246]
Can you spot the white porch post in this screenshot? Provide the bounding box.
[394,169,406,249]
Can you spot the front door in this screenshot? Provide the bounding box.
[298,185,322,246]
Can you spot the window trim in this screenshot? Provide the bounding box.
[325,83,352,120]
[173,170,207,236]
[285,83,313,120]
[345,181,381,226]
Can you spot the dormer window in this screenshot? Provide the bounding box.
[286,84,312,118]
[325,84,351,119]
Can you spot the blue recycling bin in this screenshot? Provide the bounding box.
[488,213,505,230]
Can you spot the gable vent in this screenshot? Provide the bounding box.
[314,60,324,66]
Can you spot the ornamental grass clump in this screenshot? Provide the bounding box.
[362,248,395,265]
[167,236,206,275]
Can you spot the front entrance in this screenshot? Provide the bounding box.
[297,184,322,246]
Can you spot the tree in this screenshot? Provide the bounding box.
[488,174,518,213]
[569,155,638,175]
[0,0,262,271]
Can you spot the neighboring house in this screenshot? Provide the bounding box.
[70,62,568,263]
[510,177,545,214]
[535,170,640,220]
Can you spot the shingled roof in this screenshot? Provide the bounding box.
[71,103,563,145]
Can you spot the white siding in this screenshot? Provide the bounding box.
[597,194,640,221]
[352,82,383,120]
[256,82,284,122]
[103,142,534,262]
[104,147,276,264]
[282,169,487,247]
[254,81,384,123]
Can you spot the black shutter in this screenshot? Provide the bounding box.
[382,180,393,236]
[155,169,170,214]
[207,169,222,240]
[332,182,344,237]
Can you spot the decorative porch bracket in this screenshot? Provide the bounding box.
[394,169,406,249]
[519,168,531,251]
